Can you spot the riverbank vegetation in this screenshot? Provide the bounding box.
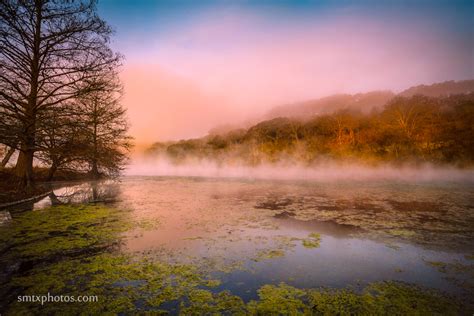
[148,93,474,167]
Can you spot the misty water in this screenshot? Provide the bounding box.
[6,174,473,311]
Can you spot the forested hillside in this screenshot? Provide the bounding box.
[399,80,474,97]
[264,80,474,120]
[265,91,395,119]
[148,93,474,166]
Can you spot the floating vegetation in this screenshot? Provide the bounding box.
[254,249,285,262]
[385,243,401,250]
[0,204,131,261]
[1,178,472,314]
[133,218,161,231]
[246,281,460,315]
[301,232,321,249]
[182,236,204,241]
[4,257,463,315]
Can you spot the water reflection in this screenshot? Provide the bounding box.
[4,176,473,304]
[19,181,121,211]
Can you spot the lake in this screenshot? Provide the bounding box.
[1,175,473,314]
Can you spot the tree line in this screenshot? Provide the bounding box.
[148,94,474,166]
[0,0,131,190]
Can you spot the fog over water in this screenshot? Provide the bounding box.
[126,157,474,183]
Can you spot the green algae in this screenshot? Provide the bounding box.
[386,229,417,240]
[248,282,307,314]
[425,260,447,270]
[0,202,466,314]
[254,249,285,261]
[0,204,131,261]
[244,281,460,316]
[423,259,474,293]
[301,232,321,249]
[4,252,226,314]
[179,289,247,315]
[4,259,462,315]
[0,204,218,314]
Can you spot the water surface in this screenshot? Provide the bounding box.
[17,176,474,303]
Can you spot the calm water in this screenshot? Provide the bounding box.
[15,176,474,304]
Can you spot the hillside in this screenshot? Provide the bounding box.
[399,80,474,98]
[265,91,395,119]
[148,93,474,166]
[264,80,474,121]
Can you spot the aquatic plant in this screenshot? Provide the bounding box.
[0,204,465,314]
[301,232,321,249]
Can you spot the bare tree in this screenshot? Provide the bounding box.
[77,79,132,179]
[35,105,88,180]
[0,0,121,189]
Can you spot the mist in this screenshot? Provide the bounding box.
[107,4,473,144]
[126,157,474,183]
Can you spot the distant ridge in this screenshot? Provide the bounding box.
[265,91,395,119]
[264,79,474,120]
[398,80,474,97]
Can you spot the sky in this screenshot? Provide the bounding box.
[97,0,474,145]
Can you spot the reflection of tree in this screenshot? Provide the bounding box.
[48,181,120,205]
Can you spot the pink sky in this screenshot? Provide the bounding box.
[117,8,473,146]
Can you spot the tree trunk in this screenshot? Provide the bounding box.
[1,146,15,168]
[15,109,37,191]
[47,161,58,181]
[15,146,34,191]
[15,1,42,192]
[90,98,99,180]
[49,191,62,206]
[91,160,99,179]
